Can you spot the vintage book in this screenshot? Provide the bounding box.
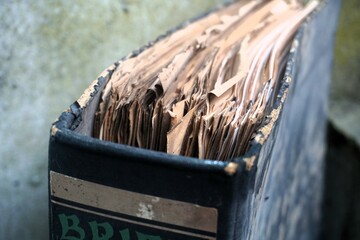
[48,0,341,239]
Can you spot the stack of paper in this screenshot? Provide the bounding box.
[93,0,319,160]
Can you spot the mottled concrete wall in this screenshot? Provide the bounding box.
[330,0,360,145]
[0,1,224,239]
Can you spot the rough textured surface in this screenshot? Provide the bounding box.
[0,1,224,239]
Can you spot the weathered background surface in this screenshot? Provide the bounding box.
[0,0,358,239]
[0,1,225,239]
[329,0,360,145]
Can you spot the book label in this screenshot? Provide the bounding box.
[50,171,217,240]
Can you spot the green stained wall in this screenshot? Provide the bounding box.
[330,0,360,144]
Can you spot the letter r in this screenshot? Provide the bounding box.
[89,221,114,240]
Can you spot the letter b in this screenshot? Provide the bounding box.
[58,214,85,240]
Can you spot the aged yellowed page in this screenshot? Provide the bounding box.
[94,0,319,160]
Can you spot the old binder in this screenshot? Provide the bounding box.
[49,0,341,239]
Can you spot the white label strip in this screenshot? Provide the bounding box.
[50,171,218,234]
